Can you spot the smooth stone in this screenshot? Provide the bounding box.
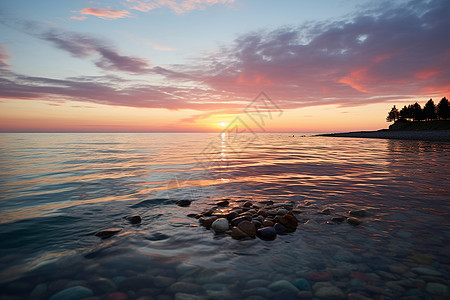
[298,291,313,299]
[49,286,93,300]
[246,296,268,300]
[389,264,409,274]
[268,210,278,216]
[386,281,406,293]
[126,214,142,224]
[105,292,128,300]
[277,208,289,215]
[217,200,229,207]
[119,275,154,291]
[292,278,311,291]
[426,282,449,296]
[347,293,372,300]
[268,280,299,293]
[252,220,263,229]
[169,282,201,294]
[245,279,271,289]
[146,232,170,241]
[257,209,269,217]
[350,279,364,287]
[176,200,191,207]
[347,217,361,225]
[411,267,441,276]
[262,219,274,227]
[349,209,369,217]
[95,228,122,238]
[277,214,298,230]
[199,217,216,228]
[330,216,346,223]
[315,285,345,299]
[231,216,252,226]
[238,220,256,237]
[273,223,288,235]
[231,227,249,240]
[312,282,334,291]
[256,227,277,241]
[211,218,229,233]
[176,263,199,276]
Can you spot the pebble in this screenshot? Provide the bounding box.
[276,214,298,231]
[245,279,271,289]
[331,216,346,223]
[425,282,449,296]
[268,280,299,293]
[243,201,253,207]
[410,254,433,265]
[303,219,319,228]
[243,287,271,297]
[273,223,288,235]
[174,293,204,300]
[411,266,441,276]
[389,263,409,274]
[176,200,191,207]
[238,220,256,237]
[319,208,333,215]
[153,275,175,288]
[49,286,93,300]
[29,283,47,300]
[306,272,332,281]
[95,228,122,238]
[262,219,274,227]
[315,285,345,299]
[211,218,229,233]
[257,209,269,217]
[231,226,249,240]
[292,278,311,291]
[277,208,289,215]
[90,277,116,293]
[347,217,361,225]
[105,292,129,300]
[347,293,372,300]
[256,227,277,241]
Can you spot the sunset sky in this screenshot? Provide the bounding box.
[1,0,449,132]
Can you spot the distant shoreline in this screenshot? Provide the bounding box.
[318,129,450,142]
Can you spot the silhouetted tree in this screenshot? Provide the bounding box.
[437,97,449,120]
[423,99,437,120]
[386,105,400,122]
[412,102,423,121]
[399,104,413,120]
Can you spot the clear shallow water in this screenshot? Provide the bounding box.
[0,133,449,299]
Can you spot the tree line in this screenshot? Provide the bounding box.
[387,97,449,122]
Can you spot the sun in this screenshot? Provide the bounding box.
[219,122,227,127]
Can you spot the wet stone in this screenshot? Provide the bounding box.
[292,278,311,291]
[331,216,346,223]
[319,208,333,215]
[262,219,274,227]
[105,292,128,300]
[349,209,369,217]
[277,208,289,215]
[243,201,253,207]
[252,220,263,229]
[347,217,361,226]
[216,200,229,207]
[273,223,288,235]
[231,216,251,227]
[276,214,298,231]
[176,200,191,207]
[153,275,175,288]
[314,285,345,300]
[231,227,249,240]
[411,266,441,276]
[95,228,122,238]
[245,279,271,289]
[298,290,313,299]
[410,254,433,265]
[257,209,269,217]
[238,220,256,237]
[268,280,299,293]
[169,282,202,294]
[126,214,142,224]
[256,227,277,241]
[211,218,229,233]
[426,282,449,296]
[49,286,93,300]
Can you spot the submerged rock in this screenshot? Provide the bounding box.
[211,218,229,233]
[237,220,256,237]
[347,217,361,226]
[126,214,142,224]
[231,227,248,240]
[95,228,122,238]
[276,214,298,231]
[349,209,369,217]
[176,200,191,207]
[216,200,229,207]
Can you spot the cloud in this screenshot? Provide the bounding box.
[73,8,132,20]
[0,44,13,70]
[36,26,151,74]
[125,0,235,14]
[181,0,450,108]
[70,16,87,21]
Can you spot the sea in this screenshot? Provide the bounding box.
[0,133,449,300]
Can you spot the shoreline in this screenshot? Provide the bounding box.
[318,129,450,142]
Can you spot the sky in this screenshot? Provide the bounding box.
[0,0,449,132]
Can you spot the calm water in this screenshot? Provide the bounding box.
[0,133,449,299]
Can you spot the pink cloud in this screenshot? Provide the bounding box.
[70,16,87,21]
[0,45,13,70]
[125,0,234,14]
[75,8,131,20]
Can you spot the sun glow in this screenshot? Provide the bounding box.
[219,122,227,127]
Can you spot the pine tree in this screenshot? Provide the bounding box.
[386,105,400,122]
[437,97,449,120]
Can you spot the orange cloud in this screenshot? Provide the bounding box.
[76,8,131,20]
[236,73,272,86]
[414,69,440,79]
[338,68,372,94]
[126,0,234,14]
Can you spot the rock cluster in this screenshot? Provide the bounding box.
[194,200,299,240]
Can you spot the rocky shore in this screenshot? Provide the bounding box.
[318,130,450,142]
